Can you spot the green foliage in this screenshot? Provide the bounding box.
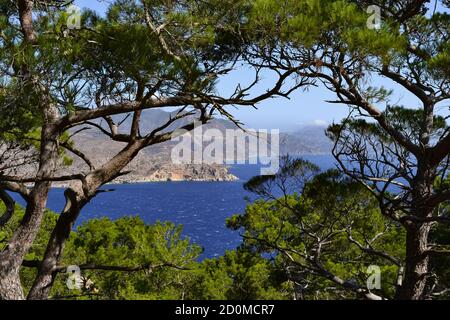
[49,217,202,300]
[244,157,320,196]
[327,106,449,146]
[230,166,406,299]
[192,249,290,299]
[250,0,406,59]
[3,204,289,300]
[428,40,450,79]
[0,203,201,299]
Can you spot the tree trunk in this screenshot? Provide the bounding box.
[0,125,59,300]
[0,270,24,300]
[396,160,435,300]
[0,182,50,300]
[396,221,431,300]
[0,0,68,300]
[27,188,85,300]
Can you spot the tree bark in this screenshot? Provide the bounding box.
[0,184,51,300]
[396,221,431,300]
[396,161,435,300]
[17,0,36,44]
[0,125,59,300]
[27,188,85,300]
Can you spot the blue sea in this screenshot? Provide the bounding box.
[12,155,335,259]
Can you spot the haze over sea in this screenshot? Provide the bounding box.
[13,155,335,259]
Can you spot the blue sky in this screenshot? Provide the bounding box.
[74,0,447,131]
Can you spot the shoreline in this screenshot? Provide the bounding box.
[48,175,240,189]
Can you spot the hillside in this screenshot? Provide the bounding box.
[57,110,332,184]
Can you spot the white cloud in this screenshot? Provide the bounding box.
[312,119,328,126]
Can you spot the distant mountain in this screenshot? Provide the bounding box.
[55,110,332,184]
[280,126,333,156]
[62,111,238,183]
